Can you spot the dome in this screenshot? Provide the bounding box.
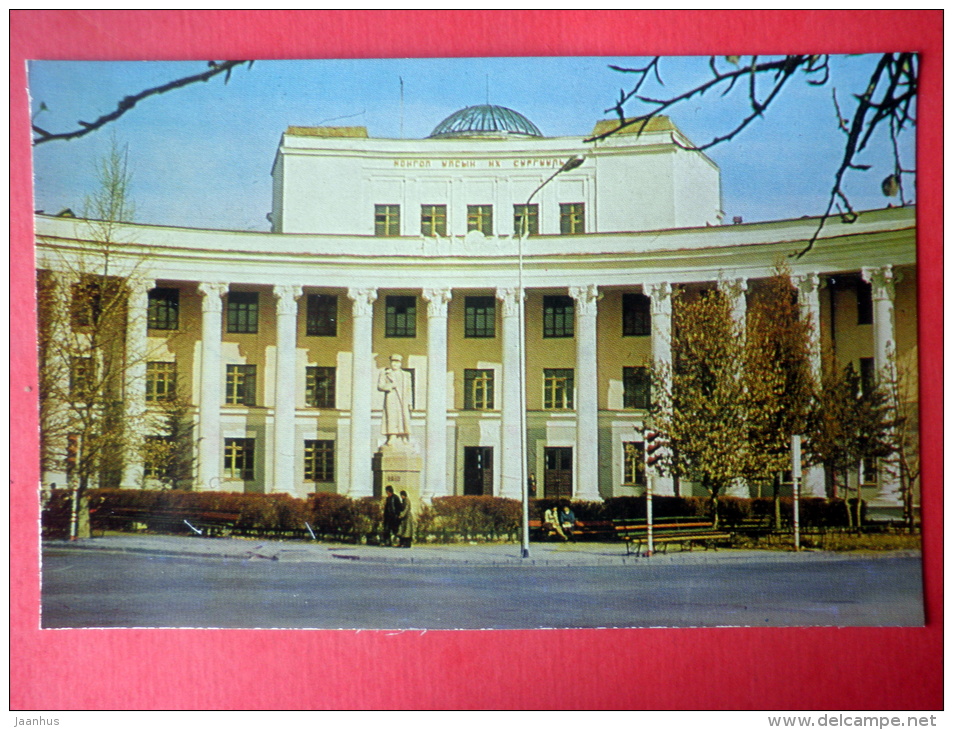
[429,105,543,139]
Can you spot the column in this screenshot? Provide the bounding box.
[422,287,452,501]
[347,287,377,497]
[496,286,523,499]
[272,285,302,495]
[121,277,153,489]
[795,273,826,498]
[717,277,748,497]
[569,284,602,501]
[862,265,900,504]
[646,282,675,496]
[197,282,228,491]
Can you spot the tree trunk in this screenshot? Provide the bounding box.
[772,473,781,531]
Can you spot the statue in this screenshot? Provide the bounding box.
[378,354,412,444]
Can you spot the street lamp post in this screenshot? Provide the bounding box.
[518,155,585,559]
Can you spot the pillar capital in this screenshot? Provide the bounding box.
[347,287,378,317]
[794,272,822,297]
[496,286,524,318]
[198,282,228,312]
[645,281,672,302]
[862,265,896,300]
[422,287,452,317]
[273,284,303,316]
[568,284,602,316]
[127,277,155,306]
[717,276,748,296]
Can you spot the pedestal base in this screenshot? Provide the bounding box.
[373,442,423,505]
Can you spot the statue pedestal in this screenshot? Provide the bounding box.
[373,441,423,505]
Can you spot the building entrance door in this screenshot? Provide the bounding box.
[463,446,493,496]
[544,447,573,499]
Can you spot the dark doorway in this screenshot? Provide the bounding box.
[544,447,573,499]
[463,446,493,495]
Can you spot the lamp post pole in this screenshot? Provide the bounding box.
[518,155,585,559]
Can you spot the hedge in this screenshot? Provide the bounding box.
[42,490,868,542]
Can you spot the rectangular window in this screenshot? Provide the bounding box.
[306,366,336,408]
[385,295,417,337]
[69,356,95,399]
[420,204,447,237]
[622,293,651,336]
[227,291,259,334]
[70,281,102,329]
[859,357,875,396]
[513,203,539,237]
[464,369,495,410]
[375,204,400,236]
[559,203,585,234]
[623,366,651,409]
[306,294,337,336]
[467,205,493,236]
[304,440,335,482]
[148,287,179,330]
[543,295,574,338]
[623,441,647,486]
[543,368,574,410]
[143,435,172,480]
[856,279,873,325]
[225,364,257,406]
[146,361,177,403]
[464,295,496,338]
[223,438,255,480]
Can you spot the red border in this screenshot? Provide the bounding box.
[11,10,943,710]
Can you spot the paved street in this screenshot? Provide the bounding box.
[41,537,923,629]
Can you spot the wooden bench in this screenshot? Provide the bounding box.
[97,507,241,537]
[613,517,732,556]
[726,516,778,543]
[529,518,614,541]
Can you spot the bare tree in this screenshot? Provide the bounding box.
[588,54,917,257]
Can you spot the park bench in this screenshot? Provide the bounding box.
[612,516,732,556]
[97,506,241,537]
[529,518,614,541]
[726,516,779,543]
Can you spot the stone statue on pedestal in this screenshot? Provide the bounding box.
[377,354,412,444]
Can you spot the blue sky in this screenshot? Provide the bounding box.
[28,55,915,232]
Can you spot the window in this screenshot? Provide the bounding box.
[623,441,647,486]
[148,287,179,330]
[623,366,651,409]
[543,295,574,338]
[464,296,496,338]
[227,291,258,334]
[304,440,335,482]
[306,294,337,336]
[559,203,585,234]
[225,364,257,405]
[375,204,400,236]
[856,279,873,325]
[385,295,416,337]
[420,204,447,237]
[543,368,574,410]
[467,205,493,236]
[223,438,255,480]
[70,281,103,329]
[622,293,651,336]
[306,366,336,408]
[464,369,495,410]
[70,357,95,399]
[860,456,878,485]
[146,361,177,403]
[513,204,539,236]
[143,435,172,480]
[859,357,875,396]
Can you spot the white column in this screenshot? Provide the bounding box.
[121,278,153,489]
[569,284,602,501]
[496,286,523,499]
[862,265,901,505]
[422,287,452,501]
[272,285,302,495]
[646,282,675,496]
[347,287,377,498]
[197,282,228,491]
[795,273,827,498]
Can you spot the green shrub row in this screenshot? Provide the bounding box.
[42,490,867,542]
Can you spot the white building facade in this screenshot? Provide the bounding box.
[36,105,918,509]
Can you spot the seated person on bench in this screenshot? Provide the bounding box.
[559,505,578,541]
[543,506,568,541]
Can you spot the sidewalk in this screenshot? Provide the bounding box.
[42,533,919,567]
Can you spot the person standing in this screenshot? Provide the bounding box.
[381,485,401,546]
[397,490,415,548]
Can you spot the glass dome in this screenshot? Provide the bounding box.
[429,105,543,139]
